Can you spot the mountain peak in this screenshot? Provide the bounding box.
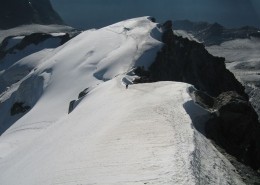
[0,17,259,184]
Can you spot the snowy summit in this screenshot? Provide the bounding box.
[0,17,244,184]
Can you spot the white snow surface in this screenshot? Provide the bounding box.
[174,30,200,42]
[0,17,244,184]
[207,37,260,84]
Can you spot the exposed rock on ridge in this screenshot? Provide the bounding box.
[136,20,247,99]
[135,20,260,171]
[189,87,260,170]
[0,32,70,61]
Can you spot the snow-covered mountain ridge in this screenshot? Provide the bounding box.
[0,17,257,184]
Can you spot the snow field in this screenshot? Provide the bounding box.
[0,17,244,184]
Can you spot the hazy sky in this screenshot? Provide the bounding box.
[51,0,260,29]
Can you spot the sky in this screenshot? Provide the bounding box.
[51,0,260,30]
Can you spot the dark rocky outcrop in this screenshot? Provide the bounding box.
[16,32,69,48]
[10,102,31,116]
[0,33,71,61]
[78,88,89,99]
[135,20,260,171]
[0,0,64,29]
[135,20,247,99]
[190,88,260,170]
[148,17,156,23]
[187,87,215,110]
[68,100,76,114]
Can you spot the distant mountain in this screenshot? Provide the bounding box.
[174,20,260,45]
[0,0,64,29]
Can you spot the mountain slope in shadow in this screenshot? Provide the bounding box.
[0,0,64,29]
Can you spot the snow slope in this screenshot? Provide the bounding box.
[174,30,200,42]
[207,37,260,84]
[0,17,244,184]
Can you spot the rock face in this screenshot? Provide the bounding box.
[10,102,31,116]
[136,20,247,98]
[173,20,260,46]
[135,20,260,171]
[208,92,260,170]
[0,0,64,29]
[190,88,260,170]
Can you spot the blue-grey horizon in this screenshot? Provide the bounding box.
[51,0,260,29]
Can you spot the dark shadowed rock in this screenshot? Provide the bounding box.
[148,17,156,23]
[0,0,64,29]
[206,91,260,170]
[148,21,247,98]
[68,100,76,114]
[161,20,174,45]
[15,33,52,50]
[187,86,215,110]
[162,20,173,30]
[78,88,89,99]
[133,66,151,84]
[10,102,30,116]
[135,20,260,171]
[0,33,72,61]
[189,88,260,170]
